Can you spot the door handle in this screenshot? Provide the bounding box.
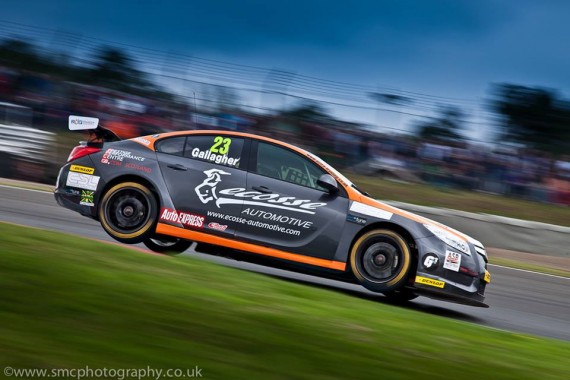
[167,164,187,171]
[252,185,272,194]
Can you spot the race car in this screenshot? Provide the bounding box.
[55,116,491,307]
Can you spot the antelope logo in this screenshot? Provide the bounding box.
[195,169,231,204]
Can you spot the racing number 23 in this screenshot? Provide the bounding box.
[211,136,232,155]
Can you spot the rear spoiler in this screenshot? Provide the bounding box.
[68,115,120,145]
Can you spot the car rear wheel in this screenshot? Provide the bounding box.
[350,229,414,293]
[99,182,157,244]
[143,235,192,255]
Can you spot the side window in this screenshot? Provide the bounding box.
[184,135,244,169]
[256,142,326,191]
[156,136,186,156]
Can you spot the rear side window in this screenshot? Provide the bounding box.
[156,137,186,156]
[184,135,244,169]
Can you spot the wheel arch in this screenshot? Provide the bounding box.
[351,221,418,256]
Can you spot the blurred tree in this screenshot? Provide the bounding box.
[280,103,331,122]
[86,47,152,92]
[0,39,177,101]
[0,39,41,70]
[414,106,464,141]
[368,92,412,106]
[489,83,570,154]
[0,39,73,76]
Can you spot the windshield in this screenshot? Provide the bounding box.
[305,151,354,187]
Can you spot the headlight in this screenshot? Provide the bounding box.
[423,224,470,255]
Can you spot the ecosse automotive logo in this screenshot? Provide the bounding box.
[194,169,327,215]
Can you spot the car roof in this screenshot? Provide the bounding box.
[142,130,310,157]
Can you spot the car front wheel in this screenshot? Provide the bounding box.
[350,229,414,293]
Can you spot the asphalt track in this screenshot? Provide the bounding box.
[1,185,569,341]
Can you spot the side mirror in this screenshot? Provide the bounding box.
[317,174,339,194]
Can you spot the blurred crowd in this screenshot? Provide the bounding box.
[368,138,570,206]
[1,65,569,206]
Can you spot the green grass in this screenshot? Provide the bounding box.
[348,173,570,227]
[489,257,570,278]
[0,222,568,379]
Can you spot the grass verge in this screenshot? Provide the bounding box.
[348,173,570,227]
[489,257,570,278]
[0,222,568,379]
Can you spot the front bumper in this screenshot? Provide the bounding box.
[411,236,490,307]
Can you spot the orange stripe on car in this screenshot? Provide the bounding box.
[354,196,469,242]
[156,223,347,271]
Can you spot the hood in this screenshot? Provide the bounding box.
[356,195,479,245]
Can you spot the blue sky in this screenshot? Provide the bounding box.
[2,0,569,140]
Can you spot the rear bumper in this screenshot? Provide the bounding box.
[54,164,98,219]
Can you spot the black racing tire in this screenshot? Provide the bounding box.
[382,289,418,304]
[98,181,157,244]
[350,229,414,293]
[143,235,192,255]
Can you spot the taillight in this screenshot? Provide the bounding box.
[67,145,101,162]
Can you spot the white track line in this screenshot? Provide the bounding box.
[0,184,52,194]
[488,264,569,280]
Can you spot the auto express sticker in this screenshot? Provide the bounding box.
[422,253,439,271]
[195,169,327,215]
[160,208,205,228]
[66,172,100,191]
[80,190,94,206]
[443,250,461,272]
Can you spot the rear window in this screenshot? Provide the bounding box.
[184,135,244,169]
[156,137,186,156]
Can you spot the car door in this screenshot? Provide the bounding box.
[157,134,249,236]
[235,140,349,260]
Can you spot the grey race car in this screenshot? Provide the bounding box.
[55,116,491,306]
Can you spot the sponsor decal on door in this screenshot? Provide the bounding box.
[195,169,327,215]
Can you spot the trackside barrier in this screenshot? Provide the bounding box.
[385,201,570,257]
